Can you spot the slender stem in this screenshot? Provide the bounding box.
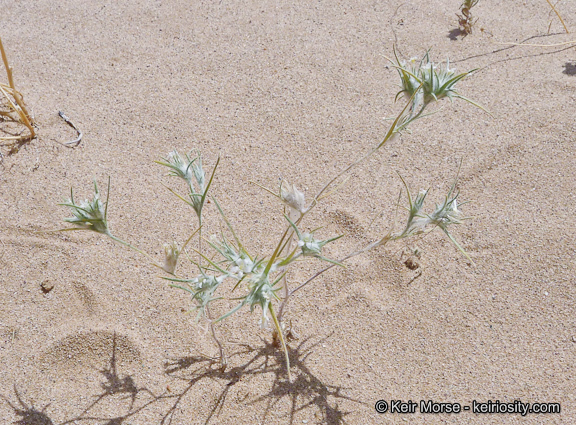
[269,303,291,381]
[306,91,419,216]
[277,283,293,322]
[310,145,379,210]
[107,233,161,269]
[0,85,18,112]
[289,235,391,296]
[277,275,289,323]
[0,38,16,91]
[276,211,299,323]
[197,202,226,368]
[198,215,203,265]
[263,223,293,276]
[402,103,428,130]
[206,305,227,369]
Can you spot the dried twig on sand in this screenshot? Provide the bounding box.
[545,0,569,34]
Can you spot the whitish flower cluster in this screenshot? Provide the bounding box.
[60,180,110,235]
[287,216,343,266]
[393,51,474,106]
[158,150,194,183]
[209,235,259,278]
[392,178,470,261]
[386,49,485,137]
[241,272,281,328]
[170,217,342,328]
[167,272,226,322]
[156,150,210,218]
[428,196,463,231]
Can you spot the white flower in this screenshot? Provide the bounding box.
[298,232,322,256]
[233,255,254,273]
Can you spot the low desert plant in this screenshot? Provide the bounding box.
[0,36,35,145]
[58,50,485,381]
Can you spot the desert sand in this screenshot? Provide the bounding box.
[1,1,575,424]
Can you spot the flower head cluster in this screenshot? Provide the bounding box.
[394,56,424,104]
[392,50,475,106]
[60,180,110,235]
[211,258,283,329]
[157,150,195,183]
[209,235,260,278]
[244,272,281,328]
[396,187,430,238]
[428,195,464,231]
[297,232,321,256]
[157,150,211,219]
[285,216,343,266]
[393,176,471,261]
[230,255,255,276]
[167,272,226,322]
[386,49,485,137]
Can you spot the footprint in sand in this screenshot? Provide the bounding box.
[39,329,142,373]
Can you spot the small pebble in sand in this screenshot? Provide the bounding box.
[40,280,55,294]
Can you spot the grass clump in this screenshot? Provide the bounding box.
[58,49,486,381]
[0,37,35,147]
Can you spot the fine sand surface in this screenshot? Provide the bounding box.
[1,1,575,424]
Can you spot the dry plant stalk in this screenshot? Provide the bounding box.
[545,0,569,34]
[0,36,35,144]
[457,0,479,37]
[495,40,576,47]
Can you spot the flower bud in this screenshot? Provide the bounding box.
[163,242,180,274]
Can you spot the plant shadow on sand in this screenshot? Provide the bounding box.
[447,28,463,41]
[1,386,54,425]
[162,333,364,425]
[1,333,363,424]
[2,333,159,425]
[58,333,159,424]
[563,61,576,76]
